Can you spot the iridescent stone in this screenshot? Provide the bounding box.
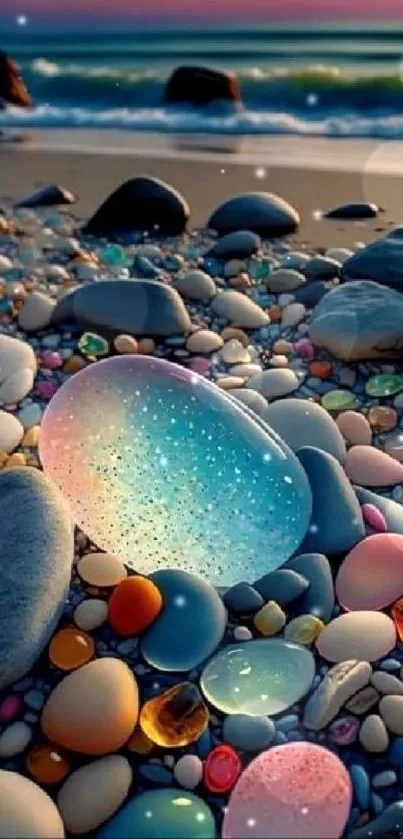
[78,332,109,358]
[99,244,129,267]
[249,258,273,281]
[97,789,216,839]
[200,638,315,716]
[223,743,352,839]
[321,390,358,412]
[328,715,359,746]
[139,682,209,748]
[365,374,403,398]
[204,745,241,793]
[39,356,311,585]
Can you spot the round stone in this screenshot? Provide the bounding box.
[223,714,276,752]
[223,743,352,839]
[39,355,311,586]
[49,626,95,671]
[0,769,65,838]
[316,611,396,663]
[263,398,347,462]
[204,745,241,793]
[26,744,71,785]
[368,405,397,432]
[284,615,324,646]
[78,332,109,358]
[96,789,216,839]
[57,755,132,835]
[336,411,372,447]
[0,720,32,757]
[380,695,403,734]
[336,534,403,611]
[77,552,127,588]
[114,335,139,355]
[200,638,315,716]
[321,390,358,412]
[99,244,129,267]
[365,374,403,398]
[173,755,203,789]
[359,714,389,753]
[74,598,108,631]
[108,576,162,637]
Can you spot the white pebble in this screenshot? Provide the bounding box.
[281,302,306,327]
[74,598,108,631]
[174,755,203,789]
[233,626,253,641]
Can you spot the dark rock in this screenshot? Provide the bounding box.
[163,65,241,107]
[138,764,173,785]
[296,446,365,555]
[254,569,310,606]
[15,185,76,209]
[208,192,300,238]
[348,801,403,838]
[341,235,403,290]
[293,280,332,308]
[309,280,403,361]
[0,52,31,107]
[52,279,191,338]
[208,230,261,260]
[132,255,161,279]
[325,202,378,220]
[304,256,340,281]
[84,176,190,238]
[284,553,334,623]
[222,582,263,615]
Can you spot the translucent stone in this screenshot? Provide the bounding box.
[77,332,109,358]
[39,356,311,586]
[200,638,315,716]
[365,374,403,398]
[321,390,358,412]
[97,789,216,839]
[139,682,209,748]
[99,244,130,267]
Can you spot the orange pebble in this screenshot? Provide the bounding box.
[26,744,70,785]
[267,305,281,322]
[127,726,154,755]
[309,360,333,380]
[108,576,163,637]
[49,626,95,671]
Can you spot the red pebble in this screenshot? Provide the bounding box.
[0,694,22,723]
[204,745,241,793]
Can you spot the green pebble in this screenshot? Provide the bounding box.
[365,374,403,398]
[321,389,358,412]
[78,332,109,358]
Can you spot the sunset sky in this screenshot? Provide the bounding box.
[1,0,403,27]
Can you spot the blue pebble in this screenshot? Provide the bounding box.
[285,553,334,622]
[274,731,288,745]
[276,714,300,733]
[117,638,138,656]
[286,730,304,741]
[223,714,275,752]
[196,727,212,759]
[23,712,38,724]
[223,582,263,615]
[372,770,397,789]
[379,658,401,672]
[138,764,173,785]
[24,690,45,711]
[254,569,310,607]
[350,764,370,809]
[371,794,385,815]
[389,737,403,767]
[349,801,403,838]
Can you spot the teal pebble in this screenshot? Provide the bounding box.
[350,764,370,809]
[96,789,216,839]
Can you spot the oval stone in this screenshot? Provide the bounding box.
[39,355,311,586]
[336,534,403,611]
[96,789,215,839]
[365,374,403,398]
[141,569,226,671]
[263,398,346,462]
[0,769,65,837]
[316,612,396,663]
[57,756,132,835]
[223,743,352,839]
[200,638,315,716]
[345,446,403,487]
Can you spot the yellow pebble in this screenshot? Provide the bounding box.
[284,614,325,646]
[64,356,87,375]
[22,426,41,447]
[137,338,155,355]
[253,601,286,637]
[0,450,9,469]
[127,727,154,755]
[5,453,26,468]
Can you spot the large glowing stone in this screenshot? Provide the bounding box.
[39,356,311,585]
[223,743,352,839]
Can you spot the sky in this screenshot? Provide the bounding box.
[1,0,403,28]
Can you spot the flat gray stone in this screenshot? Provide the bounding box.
[310,280,403,361]
[208,192,300,237]
[174,270,216,301]
[263,398,346,462]
[341,234,403,290]
[303,660,372,730]
[0,468,74,690]
[52,280,192,338]
[266,269,306,293]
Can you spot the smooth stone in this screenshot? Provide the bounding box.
[173,755,203,790]
[254,568,310,607]
[336,411,372,447]
[77,552,127,587]
[96,789,215,839]
[348,802,403,839]
[40,356,312,586]
[293,280,332,308]
[211,290,270,328]
[297,446,365,555]
[230,363,262,378]
[304,256,340,281]
[372,770,396,788]
[325,202,378,220]
[350,764,370,810]
[263,398,347,462]
[345,445,403,486]
[223,743,351,839]
[141,569,226,671]
[371,671,403,695]
[247,368,300,399]
[341,234,403,290]
[303,660,372,730]
[223,714,275,751]
[253,600,286,636]
[281,302,306,327]
[208,230,261,259]
[18,291,55,332]
[326,247,354,263]
[0,720,32,757]
[266,269,306,293]
[208,192,300,237]
[41,658,139,754]
[317,612,396,663]
[336,534,403,611]
[366,373,403,397]
[227,388,269,417]
[359,715,389,753]
[309,281,403,361]
[0,334,37,404]
[223,582,263,615]
[57,755,132,835]
[281,251,311,270]
[15,184,76,208]
[200,638,315,715]
[384,431,403,462]
[52,280,191,338]
[379,695,403,733]
[74,598,109,631]
[186,330,223,354]
[360,503,387,531]
[233,625,253,641]
[345,686,380,715]
[321,390,358,412]
[220,340,251,365]
[284,553,335,622]
[84,176,189,237]
[284,614,324,646]
[0,769,65,837]
[174,270,216,302]
[0,468,73,691]
[0,410,24,454]
[354,486,403,535]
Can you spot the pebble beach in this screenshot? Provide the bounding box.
[2,166,403,839]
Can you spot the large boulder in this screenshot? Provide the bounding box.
[208,192,299,238]
[0,468,74,691]
[83,177,190,238]
[341,233,403,291]
[309,280,403,361]
[164,65,241,107]
[0,51,31,107]
[52,279,192,338]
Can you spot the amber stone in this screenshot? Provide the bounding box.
[139,682,209,748]
[368,405,397,432]
[127,727,154,755]
[26,744,70,785]
[49,626,95,671]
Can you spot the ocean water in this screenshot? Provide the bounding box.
[3,24,403,137]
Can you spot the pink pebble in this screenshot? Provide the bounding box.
[36,380,58,399]
[41,351,63,370]
[223,743,351,839]
[328,715,359,746]
[188,357,210,376]
[0,694,22,723]
[336,533,403,611]
[294,338,315,359]
[361,503,387,532]
[345,445,403,487]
